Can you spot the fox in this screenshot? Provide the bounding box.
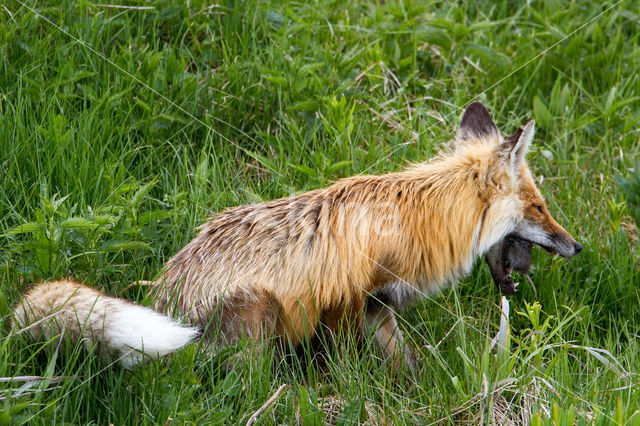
[11,102,582,369]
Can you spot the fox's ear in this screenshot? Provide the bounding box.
[457,102,499,142]
[499,118,535,175]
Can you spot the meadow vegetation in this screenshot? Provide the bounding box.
[1,0,639,423]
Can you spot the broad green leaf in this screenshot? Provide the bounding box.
[4,222,42,236]
[326,160,352,175]
[289,163,317,177]
[60,217,97,230]
[101,240,153,252]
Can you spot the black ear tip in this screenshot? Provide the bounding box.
[462,101,493,122]
[466,101,488,110]
[461,102,490,117]
[459,101,497,139]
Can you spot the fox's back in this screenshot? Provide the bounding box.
[152,174,416,335]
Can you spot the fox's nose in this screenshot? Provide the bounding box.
[573,242,582,254]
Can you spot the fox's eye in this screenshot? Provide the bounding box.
[534,204,544,214]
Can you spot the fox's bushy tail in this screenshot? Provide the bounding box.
[12,281,199,368]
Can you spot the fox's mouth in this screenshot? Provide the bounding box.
[513,236,558,256]
[485,235,533,296]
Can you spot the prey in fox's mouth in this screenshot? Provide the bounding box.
[485,235,535,296]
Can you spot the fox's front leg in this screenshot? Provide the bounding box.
[364,298,417,371]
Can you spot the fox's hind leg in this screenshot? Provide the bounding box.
[364,298,416,371]
[206,290,283,346]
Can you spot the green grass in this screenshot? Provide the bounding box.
[1,0,640,423]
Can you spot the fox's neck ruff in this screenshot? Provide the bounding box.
[386,145,499,290]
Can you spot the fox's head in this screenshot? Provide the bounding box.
[456,102,582,295]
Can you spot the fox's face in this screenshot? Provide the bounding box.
[457,102,581,294]
[512,170,582,258]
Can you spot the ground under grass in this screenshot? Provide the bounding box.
[1,0,639,424]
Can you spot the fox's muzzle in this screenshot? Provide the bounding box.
[528,231,582,258]
[511,217,582,259]
[547,233,582,257]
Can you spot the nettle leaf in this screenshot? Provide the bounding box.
[59,217,98,231]
[130,181,156,208]
[115,182,140,196]
[299,62,323,77]
[100,239,153,252]
[287,100,318,112]
[50,193,71,213]
[326,160,352,176]
[289,163,317,178]
[69,70,97,84]
[4,222,43,236]
[93,214,119,228]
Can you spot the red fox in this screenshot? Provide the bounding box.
[11,102,581,368]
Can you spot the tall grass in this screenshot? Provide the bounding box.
[1,0,639,423]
